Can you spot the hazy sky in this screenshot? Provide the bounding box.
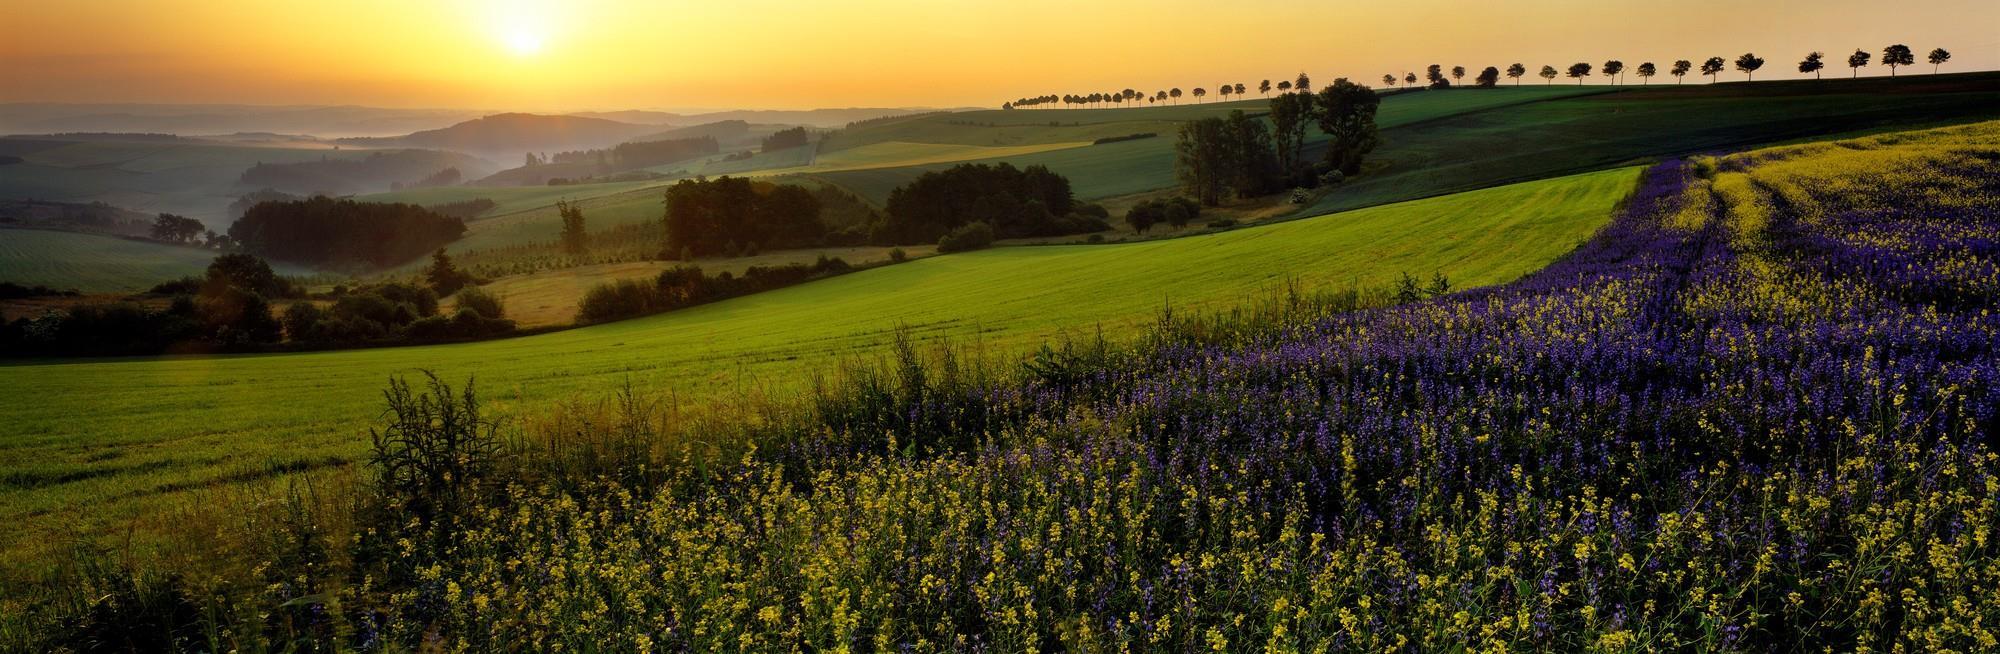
[3,0,1995,111]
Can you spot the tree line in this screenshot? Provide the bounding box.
[547,136,720,171]
[999,43,1955,109]
[228,196,466,270]
[879,163,1109,245]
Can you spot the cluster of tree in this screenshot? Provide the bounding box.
[579,256,855,324]
[229,196,466,270]
[935,222,996,253]
[425,198,498,220]
[1003,74,1313,109]
[663,177,827,258]
[1122,197,1202,233]
[1176,78,1380,205]
[1091,133,1157,145]
[146,213,208,244]
[547,136,721,170]
[2,254,295,357]
[284,283,511,345]
[1478,44,1950,88]
[238,150,473,195]
[880,163,1109,245]
[228,189,302,219]
[761,127,811,152]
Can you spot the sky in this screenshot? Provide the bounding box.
[3,0,1996,112]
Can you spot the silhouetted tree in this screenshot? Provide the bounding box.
[1451,66,1466,84]
[1260,79,1272,96]
[1219,84,1232,101]
[1475,66,1500,88]
[1701,56,1726,82]
[1882,44,1914,76]
[1276,80,1292,93]
[1539,65,1558,85]
[1603,60,1625,85]
[557,199,587,256]
[425,248,471,295]
[1315,78,1381,176]
[1171,88,1183,104]
[1799,52,1825,79]
[1636,62,1657,84]
[1847,49,1871,77]
[1295,72,1311,92]
[1566,62,1593,85]
[1426,64,1449,88]
[150,213,205,244]
[1734,53,1765,81]
[1507,63,1527,85]
[1671,59,1693,83]
[1383,74,1398,89]
[1234,83,1247,97]
[1929,47,1951,74]
[1268,91,1315,178]
[1193,87,1206,102]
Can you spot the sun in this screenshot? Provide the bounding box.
[501,27,545,57]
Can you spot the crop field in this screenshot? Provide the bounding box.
[0,166,1638,569]
[349,121,2000,651]
[443,244,937,327]
[1300,71,2000,214]
[0,229,306,292]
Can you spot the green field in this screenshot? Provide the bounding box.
[0,229,304,292]
[0,165,1639,567]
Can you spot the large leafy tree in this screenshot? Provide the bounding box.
[1929,48,1951,74]
[1451,66,1465,84]
[1603,60,1625,85]
[1295,72,1311,92]
[1847,49,1871,78]
[1382,74,1397,89]
[1734,52,1765,81]
[1671,59,1693,83]
[1404,72,1418,86]
[1538,65,1558,85]
[1799,52,1825,79]
[1882,44,1915,76]
[1259,79,1272,96]
[1475,66,1500,88]
[1506,63,1526,85]
[1636,62,1657,84]
[1314,78,1381,176]
[1268,91,1315,178]
[1566,62,1593,85]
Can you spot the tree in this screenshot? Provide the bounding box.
[1276,80,1291,93]
[1539,65,1558,85]
[1603,60,1625,85]
[557,199,587,256]
[1700,56,1726,82]
[1847,49,1871,78]
[1451,66,1466,84]
[149,213,204,244]
[1425,64,1449,89]
[1733,53,1765,81]
[1671,59,1693,83]
[1171,87,1183,104]
[1404,72,1417,86]
[1383,74,1397,89]
[1295,72,1311,92]
[1566,62,1593,85]
[1268,91,1316,179]
[1799,52,1825,79]
[1234,83,1247,97]
[425,248,471,295]
[1475,66,1500,88]
[1193,87,1206,102]
[1124,204,1158,233]
[1507,63,1527,85]
[1219,85,1232,102]
[1636,62,1657,84]
[1315,78,1382,176]
[1260,79,1272,96]
[205,253,293,298]
[1929,47,1951,74]
[1173,117,1232,205]
[1882,44,1914,76]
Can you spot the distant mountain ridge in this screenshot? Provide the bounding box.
[569,107,972,129]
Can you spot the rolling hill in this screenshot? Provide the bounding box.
[336,113,662,159]
[0,166,1639,567]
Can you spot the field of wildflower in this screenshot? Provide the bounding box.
[16,120,2000,651]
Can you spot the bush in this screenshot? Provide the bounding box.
[578,279,664,324]
[936,221,996,253]
[455,287,504,320]
[889,248,908,263]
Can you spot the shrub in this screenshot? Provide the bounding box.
[578,279,664,324]
[936,221,996,253]
[889,248,908,262]
[455,287,504,320]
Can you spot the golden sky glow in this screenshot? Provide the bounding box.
[3,0,1996,111]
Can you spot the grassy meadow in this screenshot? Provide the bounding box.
[0,229,307,292]
[0,165,1638,571]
